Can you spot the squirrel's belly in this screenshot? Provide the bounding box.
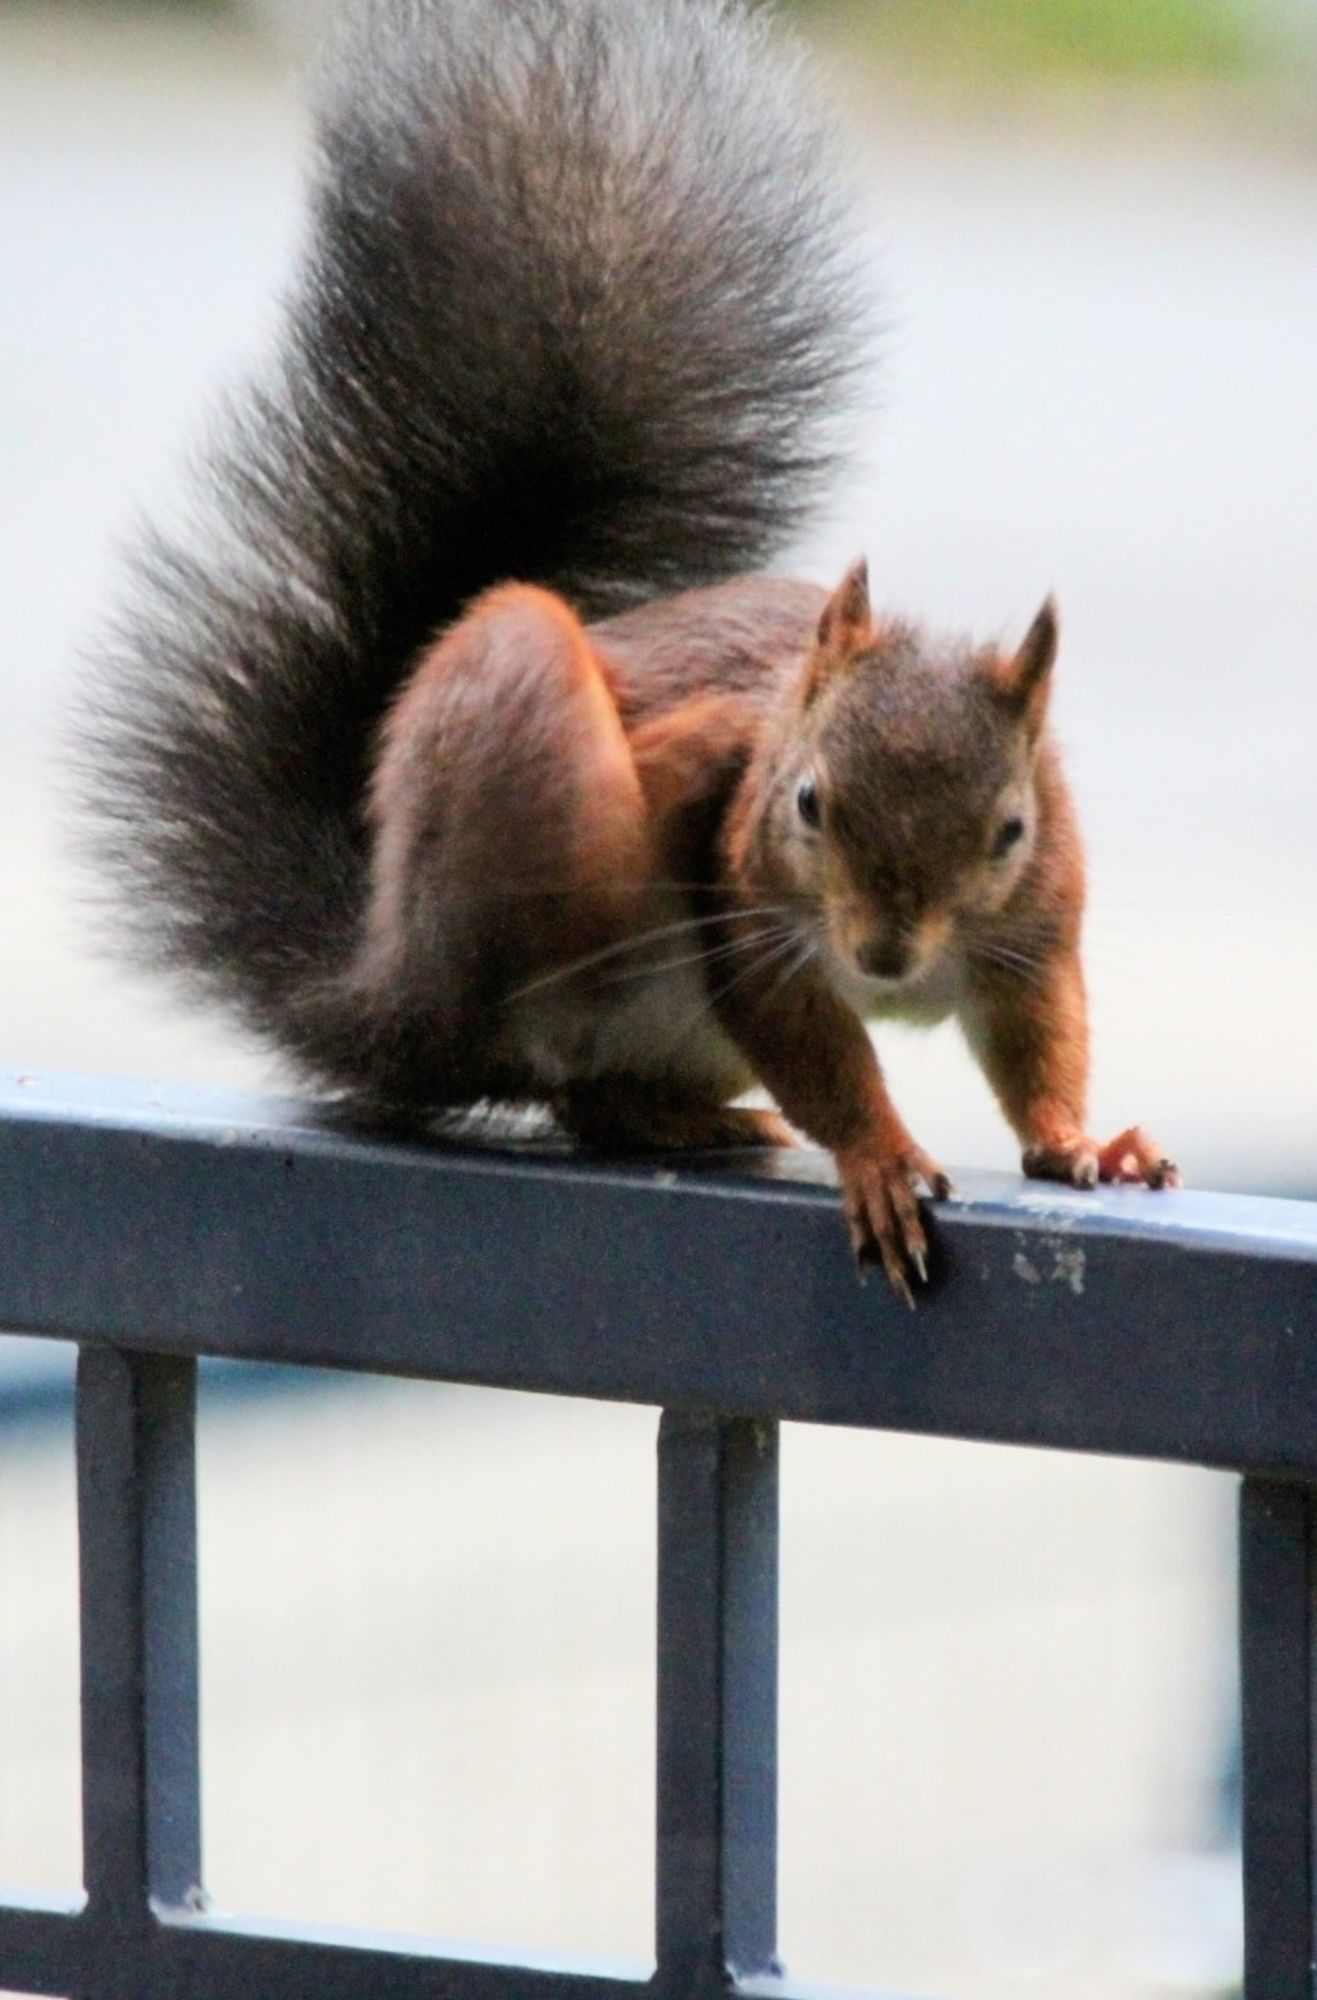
[503,963,753,1099]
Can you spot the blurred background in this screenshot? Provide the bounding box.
[3,0,1316,1995]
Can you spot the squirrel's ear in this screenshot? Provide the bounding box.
[996,595,1058,737]
[816,558,871,657]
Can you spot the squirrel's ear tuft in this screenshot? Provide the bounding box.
[816,558,871,657]
[806,560,871,703]
[996,595,1058,736]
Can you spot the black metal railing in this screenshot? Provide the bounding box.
[1,1069,1315,2000]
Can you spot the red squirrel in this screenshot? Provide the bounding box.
[79,0,1176,1301]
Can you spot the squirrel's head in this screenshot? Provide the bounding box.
[752,559,1059,992]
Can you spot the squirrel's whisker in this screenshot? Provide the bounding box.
[593,921,799,990]
[652,923,812,1061]
[969,943,1054,988]
[709,925,814,1013]
[502,904,798,1006]
[482,876,755,905]
[757,930,821,1008]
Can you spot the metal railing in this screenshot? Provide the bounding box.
[1,1069,1315,2000]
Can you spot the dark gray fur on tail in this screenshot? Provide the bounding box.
[78,0,864,1085]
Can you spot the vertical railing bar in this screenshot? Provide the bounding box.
[1238,1477,1316,1999]
[76,1346,203,1930]
[140,1354,203,1911]
[720,1420,780,1981]
[655,1411,780,1996]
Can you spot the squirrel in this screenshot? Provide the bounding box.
[79,0,1178,1303]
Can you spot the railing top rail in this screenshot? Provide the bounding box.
[2,1070,1316,1475]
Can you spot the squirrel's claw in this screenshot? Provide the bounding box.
[1024,1139,1099,1187]
[838,1140,949,1305]
[890,1268,918,1313]
[912,1153,954,1203]
[853,1233,917,1310]
[1096,1126,1181,1189]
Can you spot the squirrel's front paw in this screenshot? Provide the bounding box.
[1024,1126,1180,1191]
[836,1139,952,1308]
[1096,1125,1181,1189]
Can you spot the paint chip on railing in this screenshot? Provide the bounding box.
[1013,1241,1086,1295]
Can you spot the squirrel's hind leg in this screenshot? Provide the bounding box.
[353,584,657,1089]
[561,1084,795,1153]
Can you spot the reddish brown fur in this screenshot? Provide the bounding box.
[350,567,1177,1297]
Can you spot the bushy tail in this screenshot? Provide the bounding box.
[79,0,865,1075]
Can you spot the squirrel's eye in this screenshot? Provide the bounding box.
[796,776,822,830]
[993,815,1026,859]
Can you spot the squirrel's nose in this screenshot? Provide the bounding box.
[856,939,910,981]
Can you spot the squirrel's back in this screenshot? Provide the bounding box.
[78,0,865,1079]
